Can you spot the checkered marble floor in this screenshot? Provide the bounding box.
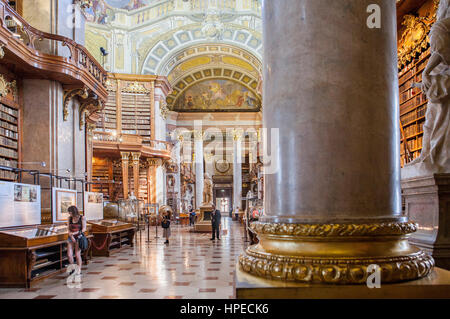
[0,217,249,299]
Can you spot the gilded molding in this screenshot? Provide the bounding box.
[0,74,16,99]
[160,99,169,120]
[239,247,434,284]
[397,10,437,68]
[0,43,4,59]
[250,221,418,237]
[63,87,89,121]
[122,81,150,94]
[79,97,103,130]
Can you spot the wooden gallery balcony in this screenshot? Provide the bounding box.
[93,131,172,160]
[0,1,107,102]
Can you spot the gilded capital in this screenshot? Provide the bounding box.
[131,152,141,162]
[120,152,130,161]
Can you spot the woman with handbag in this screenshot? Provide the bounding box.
[161,213,171,244]
[67,206,87,274]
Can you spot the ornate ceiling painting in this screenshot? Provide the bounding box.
[171,79,260,112]
[85,0,263,112]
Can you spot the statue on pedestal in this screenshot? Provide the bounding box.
[403,1,450,178]
[202,173,213,207]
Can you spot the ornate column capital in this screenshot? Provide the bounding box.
[131,152,141,163]
[147,158,162,167]
[120,152,130,161]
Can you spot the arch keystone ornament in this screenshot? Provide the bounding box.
[239,0,434,285]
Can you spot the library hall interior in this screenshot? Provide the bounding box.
[0,0,449,300]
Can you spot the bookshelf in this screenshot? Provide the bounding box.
[0,82,20,181]
[121,92,151,139]
[97,90,117,132]
[398,46,430,167]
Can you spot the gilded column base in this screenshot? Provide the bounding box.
[239,221,434,284]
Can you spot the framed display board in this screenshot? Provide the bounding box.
[52,188,77,223]
[84,192,104,221]
[0,181,41,228]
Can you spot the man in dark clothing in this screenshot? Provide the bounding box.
[188,206,196,226]
[210,205,221,240]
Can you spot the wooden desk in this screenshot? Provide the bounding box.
[88,220,135,257]
[0,224,93,288]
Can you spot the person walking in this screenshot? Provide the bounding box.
[210,205,221,241]
[161,213,171,244]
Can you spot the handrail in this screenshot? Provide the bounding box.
[0,0,107,89]
[93,131,173,152]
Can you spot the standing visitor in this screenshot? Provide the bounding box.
[161,212,171,244]
[210,205,221,240]
[234,206,240,221]
[67,206,86,274]
[189,206,196,226]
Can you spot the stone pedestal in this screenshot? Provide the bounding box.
[402,174,450,270]
[235,266,450,299]
[194,204,213,232]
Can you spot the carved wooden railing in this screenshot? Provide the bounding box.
[93,131,173,157]
[0,0,107,95]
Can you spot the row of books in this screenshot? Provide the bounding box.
[401,95,425,114]
[0,120,18,132]
[0,157,17,168]
[399,77,416,95]
[121,119,150,124]
[0,112,18,124]
[0,146,18,159]
[0,136,18,148]
[402,136,424,151]
[0,169,16,180]
[399,68,415,84]
[0,127,18,139]
[0,104,18,118]
[401,111,418,125]
[417,105,426,118]
[400,88,421,105]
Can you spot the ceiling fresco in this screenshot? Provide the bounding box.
[171,79,260,112]
[85,0,158,24]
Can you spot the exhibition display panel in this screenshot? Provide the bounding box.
[88,220,135,257]
[0,224,93,288]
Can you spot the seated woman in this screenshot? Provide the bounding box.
[67,206,86,274]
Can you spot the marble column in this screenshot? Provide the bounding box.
[233,131,243,212]
[174,136,183,214]
[131,152,141,198]
[120,152,130,199]
[194,130,204,208]
[147,158,158,204]
[239,0,433,284]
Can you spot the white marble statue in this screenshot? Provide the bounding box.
[202,173,213,205]
[403,1,450,179]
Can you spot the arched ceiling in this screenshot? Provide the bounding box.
[164,43,261,112]
[85,0,262,73]
[84,0,263,112]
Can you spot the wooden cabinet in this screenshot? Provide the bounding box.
[88,220,135,257]
[0,224,93,288]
